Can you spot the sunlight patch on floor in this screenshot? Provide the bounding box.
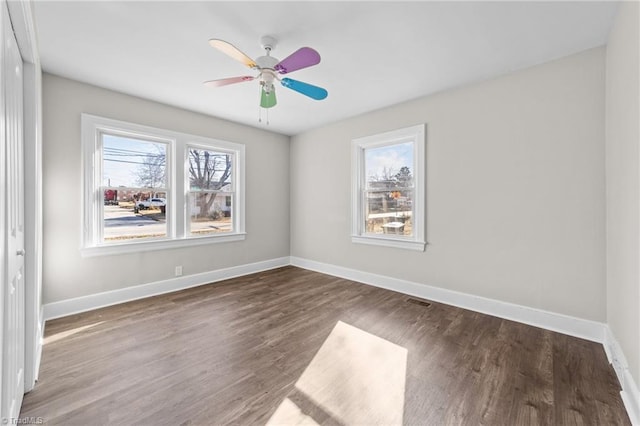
[43,321,105,345]
[268,397,321,426]
[268,320,408,425]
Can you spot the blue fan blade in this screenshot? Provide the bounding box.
[280,78,328,100]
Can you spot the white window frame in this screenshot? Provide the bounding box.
[351,124,426,251]
[81,114,246,257]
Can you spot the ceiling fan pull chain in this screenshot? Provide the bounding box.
[266,107,270,125]
[258,85,263,123]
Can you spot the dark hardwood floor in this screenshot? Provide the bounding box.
[20,266,630,425]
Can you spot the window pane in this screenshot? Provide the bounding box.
[187,148,233,191]
[364,189,413,237]
[102,134,167,189]
[103,189,167,241]
[363,141,414,237]
[101,134,168,243]
[364,142,414,189]
[189,192,233,235]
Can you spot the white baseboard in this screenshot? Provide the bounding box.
[24,306,45,393]
[291,256,640,423]
[41,255,637,423]
[290,256,606,343]
[604,327,640,425]
[34,306,44,381]
[43,257,290,321]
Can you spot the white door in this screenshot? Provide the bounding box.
[1,0,24,420]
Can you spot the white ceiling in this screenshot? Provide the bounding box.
[33,1,618,136]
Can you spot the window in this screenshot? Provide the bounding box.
[101,134,169,242]
[187,147,235,236]
[82,114,245,256]
[351,124,426,251]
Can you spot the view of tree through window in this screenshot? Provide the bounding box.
[102,134,168,241]
[364,141,414,237]
[100,135,238,241]
[188,148,234,235]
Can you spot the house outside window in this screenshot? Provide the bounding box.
[81,114,245,256]
[187,146,236,236]
[351,124,426,251]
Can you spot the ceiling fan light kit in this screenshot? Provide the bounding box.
[205,35,328,124]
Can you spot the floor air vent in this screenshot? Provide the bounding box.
[407,298,431,307]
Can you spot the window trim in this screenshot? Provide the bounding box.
[351,124,426,251]
[81,114,246,257]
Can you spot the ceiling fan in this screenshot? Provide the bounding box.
[204,35,328,112]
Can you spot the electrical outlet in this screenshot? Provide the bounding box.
[175,266,183,277]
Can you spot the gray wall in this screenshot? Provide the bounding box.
[606,1,640,386]
[42,74,290,304]
[291,48,607,322]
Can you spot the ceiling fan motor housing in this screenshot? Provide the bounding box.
[256,45,279,94]
[256,55,279,69]
[260,69,277,93]
[260,35,277,52]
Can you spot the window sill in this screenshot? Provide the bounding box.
[81,233,246,257]
[351,235,426,251]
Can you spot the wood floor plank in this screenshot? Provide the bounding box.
[20,266,631,425]
[553,333,627,425]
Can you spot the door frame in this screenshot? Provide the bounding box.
[5,0,42,393]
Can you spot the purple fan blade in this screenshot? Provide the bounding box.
[204,76,254,88]
[274,47,321,74]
